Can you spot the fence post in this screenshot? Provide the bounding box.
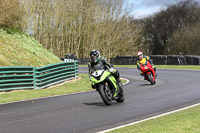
[75,61,78,79]
[33,68,38,89]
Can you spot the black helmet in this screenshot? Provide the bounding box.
[90,49,100,63]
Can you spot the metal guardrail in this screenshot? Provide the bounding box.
[110,55,200,65]
[34,61,78,89]
[0,66,35,91]
[78,55,200,65]
[0,61,78,91]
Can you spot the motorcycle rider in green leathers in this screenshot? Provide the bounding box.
[88,49,123,90]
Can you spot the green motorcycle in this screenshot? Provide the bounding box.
[90,69,125,106]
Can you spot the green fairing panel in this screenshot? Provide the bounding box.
[100,71,110,81]
[90,76,98,83]
[90,71,111,84]
[109,76,118,97]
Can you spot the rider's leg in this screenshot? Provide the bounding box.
[153,66,157,76]
[140,71,143,76]
[112,69,123,90]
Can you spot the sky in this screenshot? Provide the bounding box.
[129,0,200,18]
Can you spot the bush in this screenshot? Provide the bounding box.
[167,22,200,55]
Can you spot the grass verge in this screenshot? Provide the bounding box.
[156,65,200,70]
[79,65,200,70]
[114,65,200,70]
[0,74,91,104]
[0,74,127,104]
[108,105,200,133]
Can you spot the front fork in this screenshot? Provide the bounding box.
[93,76,120,99]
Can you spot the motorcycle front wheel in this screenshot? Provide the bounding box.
[98,83,112,106]
[147,73,155,85]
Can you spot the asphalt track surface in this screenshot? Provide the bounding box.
[0,67,200,133]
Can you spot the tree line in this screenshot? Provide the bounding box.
[0,0,200,59]
[138,0,200,55]
[20,0,141,59]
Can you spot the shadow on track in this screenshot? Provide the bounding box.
[83,101,119,106]
[83,102,105,106]
[139,83,154,86]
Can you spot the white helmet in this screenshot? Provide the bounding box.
[137,51,143,60]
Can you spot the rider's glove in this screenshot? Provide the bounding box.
[140,71,143,76]
[91,83,95,89]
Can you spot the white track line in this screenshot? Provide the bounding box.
[120,78,130,85]
[98,103,200,133]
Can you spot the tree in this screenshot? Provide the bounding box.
[139,0,200,55]
[0,0,21,28]
[167,22,200,55]
[20,0,141,58]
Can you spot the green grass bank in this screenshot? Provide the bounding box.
[0,29,60,67]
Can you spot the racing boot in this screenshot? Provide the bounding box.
[117,78,123,92]
[91,83,96,89]
[153,67,158,76]
[140,71,143,76]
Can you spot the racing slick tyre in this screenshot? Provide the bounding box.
[147,73,155,85]
[116,90,125,103]
[98,83,112,106]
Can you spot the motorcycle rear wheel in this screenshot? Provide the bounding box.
[116,90,125,103]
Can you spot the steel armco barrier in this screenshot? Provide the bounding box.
[0,66,35,91]
[0,61,78,91]
[78,55,200,65]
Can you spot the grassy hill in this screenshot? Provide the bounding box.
[0,29,61,67]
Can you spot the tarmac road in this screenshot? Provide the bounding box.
[0,67,200,133]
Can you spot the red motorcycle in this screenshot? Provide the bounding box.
[140,61,156,85]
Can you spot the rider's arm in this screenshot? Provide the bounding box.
[88,63,95,88]
[146,56,154,66]
[136,60,141,70]
[146,56,151,63]
[102,57,112,69]
[88,63,92,75]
